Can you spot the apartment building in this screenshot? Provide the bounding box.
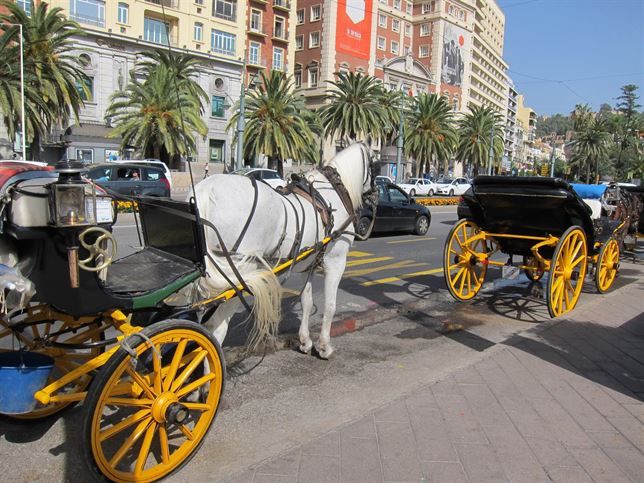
[503,79,517,170]
[516,93,537,166]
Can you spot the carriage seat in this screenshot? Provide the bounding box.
[105,248,199,295]
[583,199,602,219]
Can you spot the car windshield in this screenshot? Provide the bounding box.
[232,169,253,175]
[403,178,418,184]
[440,178,454,183]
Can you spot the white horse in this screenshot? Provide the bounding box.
[193,143,374,359]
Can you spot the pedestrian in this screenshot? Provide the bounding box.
[203,160,210,179]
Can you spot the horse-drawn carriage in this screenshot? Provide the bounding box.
[0,145,374,482]
[444,176,634,318]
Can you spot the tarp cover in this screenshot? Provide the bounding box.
[571,183,607,200]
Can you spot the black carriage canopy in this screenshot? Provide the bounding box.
[461,176,599,257]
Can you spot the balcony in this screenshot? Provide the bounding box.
[272,28,288,42]
[69,12,105,28]
[145,0,180,7]
[248,26,266,37]
[247,56,267,68]
[273,0,291,11]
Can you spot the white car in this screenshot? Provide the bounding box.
[398,178,437,197]
[232,168,286,189]
[110,159,173,189]
[436,177,471,196]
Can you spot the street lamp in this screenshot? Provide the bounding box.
[2,22,26,161]
[236,56,247,171]
[395,87,405,183]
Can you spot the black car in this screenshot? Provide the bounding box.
[357,183,431,237]
[86,163,171,197]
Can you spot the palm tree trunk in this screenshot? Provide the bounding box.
[277,158,284,178]
[585,158,590,184]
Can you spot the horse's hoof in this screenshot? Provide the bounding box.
[317,346,334,360]
[299,340,313,354]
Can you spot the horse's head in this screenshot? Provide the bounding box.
[325,142,377,211]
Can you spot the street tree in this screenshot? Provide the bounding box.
[229,70,316,176]
[404,93,456,177]
[0,1,89,159]
[455,105,503,177]
[570,118,611,183]
[571,104,594,133]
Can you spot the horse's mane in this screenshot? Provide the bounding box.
[322,143,367,209]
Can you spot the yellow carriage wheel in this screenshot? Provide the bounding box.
[523,255,544,282]
[546,226,588,318]
[0,309,105,420]
[83,320,225,483]
[444,219,489,301]
[595,238,619,293]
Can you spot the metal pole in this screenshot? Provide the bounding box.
[395,88,404,183]
[19,24,26,161]
[549,134,557,177]
[235,56,247,171]
[487,125,494,175]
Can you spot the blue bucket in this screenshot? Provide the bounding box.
[0,351,54,415]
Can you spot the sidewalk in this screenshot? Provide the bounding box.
[230,267,644,482]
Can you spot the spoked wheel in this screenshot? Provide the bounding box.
[0,307,106,420]
[83,320,225,482]
[444,219,489,301]
[523,255,544,282]
[595,237,619,293]
[547,226,588,318]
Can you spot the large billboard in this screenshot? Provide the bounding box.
[441,24,469,87]
[336,0,373,60]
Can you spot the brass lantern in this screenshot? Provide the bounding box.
[49,160,96,228]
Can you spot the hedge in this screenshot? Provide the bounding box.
[414,197,460,206]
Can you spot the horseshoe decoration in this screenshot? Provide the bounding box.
[78,227,117,272]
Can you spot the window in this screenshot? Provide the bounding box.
[117,2,128,24]
[379,0,387,4]
[76,77,94,101]
[274,16,285,39]
[194,22,203,41]
[393,0,401,9]
[406,2,412,14]
[17,0,32,16]
[144,17,169,45]
[422,2,431,13]
[213,0,237,21]
[420,23,430,36]
[392,19,400,32]
[309,31,320,48]
[377,36,386,50]
[195,0,203,3]
[453,98,459,111]
[70,0,105,28]
[310,5,321,21]
[250,9,261,31]
[294,71,302,87]
[296,8,304,24]
[249,42,260,65]
[211,96,226,118]
[295,35,303,50]
[308,67,318,87]
[419,44,429,57]
[405,22,411,37]
[273,47,284,70]
[378,13,387,27]
[76,149,94,164]
[391,40,399,54]
[388,186,407,203]
[211,29,236,55]
[403,45,410,55]
[209,140,225,163]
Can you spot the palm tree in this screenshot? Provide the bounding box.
[570,118,611,183]
[455,104,503,177]
[106,65,207,164]
[404,93,456,177]
[319,72,388,145]
[571,103,594,133]
[0,1,89,159]
[228,70,316,176]
[380,88,404,146]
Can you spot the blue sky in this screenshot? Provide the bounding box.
[499,0,644,116]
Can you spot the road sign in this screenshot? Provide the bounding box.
[541,164,549,176]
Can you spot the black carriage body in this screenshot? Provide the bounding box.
[462,177,596,257]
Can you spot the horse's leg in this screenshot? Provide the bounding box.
[204,298,241,345]
[299,280,314,354]
[317,243,349,359]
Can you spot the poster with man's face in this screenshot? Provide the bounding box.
[441,24,468,87]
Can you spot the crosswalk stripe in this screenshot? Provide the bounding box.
[347,250,373,258]
[387,237,436,244]
[344,260,427,278]
[345,256,393,267]
[361,267,444,286]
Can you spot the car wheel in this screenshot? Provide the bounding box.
[357,216,372,238]
[449,189,454,196]
[410,189,416,197]
[428,189,434,196]
[414,215,430,235]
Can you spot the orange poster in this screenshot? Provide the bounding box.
[336,0,373,60]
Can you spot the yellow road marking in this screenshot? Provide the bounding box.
[387,237,437,244]
[347,250,373,258]
[362,267,444,287]
[345,256,393,267]
[344,260,427,278]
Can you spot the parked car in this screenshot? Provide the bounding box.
[398,177,438,197]
[436,177,471,196]
[357,183,431,237]
[85,163,171,197]
[232,168,286,189]
[375,175,393,185]
[110,159,173,189]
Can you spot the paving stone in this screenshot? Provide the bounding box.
[254,450,301,476]
[585,371,641,405]
[224,469,256,483]
[421,461,468,483]
[607,415,644,449]
[545,465,592,482]
[339,436,383,483]
[254,475,297,483]
[524,437,578,468]
[375,421,424,482]
[407,402,459,462]
[506,406,557,442]
[298,454,339,483]
[453,365,485,385]
[374,398,411,423]
[622,403,644,424]
[301,431,340,457]
[586,431,638,449]
[496,349,553,401]
[568,447,631,483]
[459,382,514,430]
[603,446,644,482]
[431,377,462,396]
[599,361,644,395]
[340,415,376,439]
[432,392,488,445]
[530,396,597,449]
[565,372,634,419]
[454,443,508,482]
[475,357,527,414]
